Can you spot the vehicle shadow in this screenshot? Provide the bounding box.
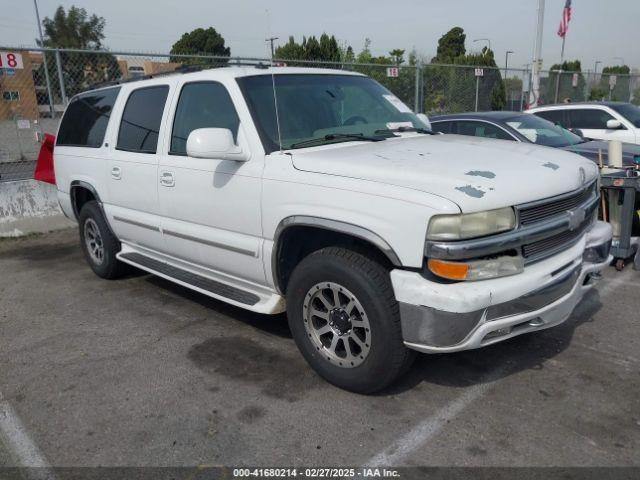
[145,273,603,396]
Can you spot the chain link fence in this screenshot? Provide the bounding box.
[1,46,639,182]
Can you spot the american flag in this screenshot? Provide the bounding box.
[557,0,572,38]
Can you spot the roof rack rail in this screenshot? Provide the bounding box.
[83,60,276,93]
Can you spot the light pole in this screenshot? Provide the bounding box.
[473,38,492,54]
[594,60,601,75]
[265,36,279,60]
[505,50,513,72]
[530,0,545,108]
[33,0,55,117]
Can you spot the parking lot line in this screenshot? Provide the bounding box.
[0,389,53,471]
[366,364,509,467]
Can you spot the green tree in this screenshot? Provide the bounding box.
[631,87,640,106]
[389,49,405,65]
[432,27,466,63]
[36,6,121,100]
[274,34,341,65]
[170,27,230,65]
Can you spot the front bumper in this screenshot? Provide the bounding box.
[392,221,613,353]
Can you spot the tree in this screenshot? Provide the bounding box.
[170,27,230,65]
[597,65,631,101]
[432,27,466,63]
[36,6,121,101]
[274,34,341,65]
[389,49,405,65]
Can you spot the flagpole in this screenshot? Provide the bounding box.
[560,36,566,64]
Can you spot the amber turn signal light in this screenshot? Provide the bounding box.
[427,259,469,280]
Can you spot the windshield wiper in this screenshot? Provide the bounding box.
[289,133,384,149]
[375,126,435,135]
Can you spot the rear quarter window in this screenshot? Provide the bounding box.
[56,87,121,147]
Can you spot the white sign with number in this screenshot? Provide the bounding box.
[0,52,24,69]
[572,73,579,87]
[386,67,399,78]
[609,75,617,88]
[474,68,484,77]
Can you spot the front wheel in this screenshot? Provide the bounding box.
[286,247,415,394]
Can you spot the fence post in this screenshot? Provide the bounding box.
[554,70,562,103]
[474,75,480,112]
[414,62,421,113]
[54,49,67,106]
[40,50,56,118]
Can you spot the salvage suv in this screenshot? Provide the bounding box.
[53,67,612,393]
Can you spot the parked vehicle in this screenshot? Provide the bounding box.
[52,67,612,393]
[430,111,640,166]
[526,102,640,145]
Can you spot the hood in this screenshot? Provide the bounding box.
[291,134,599,212]
[559,140,640,167]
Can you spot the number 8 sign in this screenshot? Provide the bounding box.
[0,52,24,69]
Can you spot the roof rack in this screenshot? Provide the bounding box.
[83,60,273,93]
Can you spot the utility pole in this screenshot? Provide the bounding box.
[530,0,545,108]
[265,36,279,60]
[505,51,513,73]
[33,0,55,117]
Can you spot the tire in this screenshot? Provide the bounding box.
[286,247,415,394]
[78,201,128,279]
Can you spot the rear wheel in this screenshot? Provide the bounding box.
[78,201,128,279]
[286,247,415,393]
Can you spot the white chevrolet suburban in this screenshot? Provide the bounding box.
[53,67,613,393]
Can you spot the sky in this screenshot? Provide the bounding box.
[1,0,639,71]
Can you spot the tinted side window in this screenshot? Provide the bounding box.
[171,82,240,155]
[431,121,453,134]
[455,120,514,140]
[568,109,615,129]
[57,87,120,147]
[117,85,169,153]
[534,110,564,126]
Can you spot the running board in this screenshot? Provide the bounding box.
[119,252,260,306]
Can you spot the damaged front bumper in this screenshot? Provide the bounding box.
[392,221,613,353]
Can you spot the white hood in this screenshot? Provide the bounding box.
[290,134,599,212]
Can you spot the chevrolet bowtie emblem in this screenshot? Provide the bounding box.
[579,167,586,185]
[567,207,586,230]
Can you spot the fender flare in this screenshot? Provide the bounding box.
[271,215,402,292]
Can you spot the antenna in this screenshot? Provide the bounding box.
[265,8,283,152]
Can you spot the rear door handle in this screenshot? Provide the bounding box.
[111,166,122,180]
[160,171,175,187]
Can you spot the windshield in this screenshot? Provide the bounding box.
[237,74,429,152]
[505,114,584,148]
[610,103,640,128]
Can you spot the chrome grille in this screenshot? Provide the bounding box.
[522,220,591,260]
[518,182,596,226]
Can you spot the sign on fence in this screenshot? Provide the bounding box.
[609,75,617,88]
[572,73,579,87]
[474,68,484,77]
[0,51,23,69]
[386,67,399,78]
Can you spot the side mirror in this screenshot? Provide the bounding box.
[606,119,623,130]
[186,128,249,161]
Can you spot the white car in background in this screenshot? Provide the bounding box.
[527,102,640,145]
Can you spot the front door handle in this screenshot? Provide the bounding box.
[160,171,175,187]
[111,166,122,180]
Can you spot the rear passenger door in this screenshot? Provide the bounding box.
[103,84,171,253]
[157,80,265,284]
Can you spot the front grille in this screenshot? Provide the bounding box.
[522,221,590,260]
[518,182,596,226]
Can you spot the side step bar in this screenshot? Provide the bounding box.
[119,252,260,306]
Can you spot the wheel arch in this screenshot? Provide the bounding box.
[272,216,402,295]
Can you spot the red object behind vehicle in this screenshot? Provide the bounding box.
[33,133,56,185]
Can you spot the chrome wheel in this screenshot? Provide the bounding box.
[84,218,104,265]
[303,282,371,368]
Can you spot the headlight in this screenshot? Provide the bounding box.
[426,207,516,241]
